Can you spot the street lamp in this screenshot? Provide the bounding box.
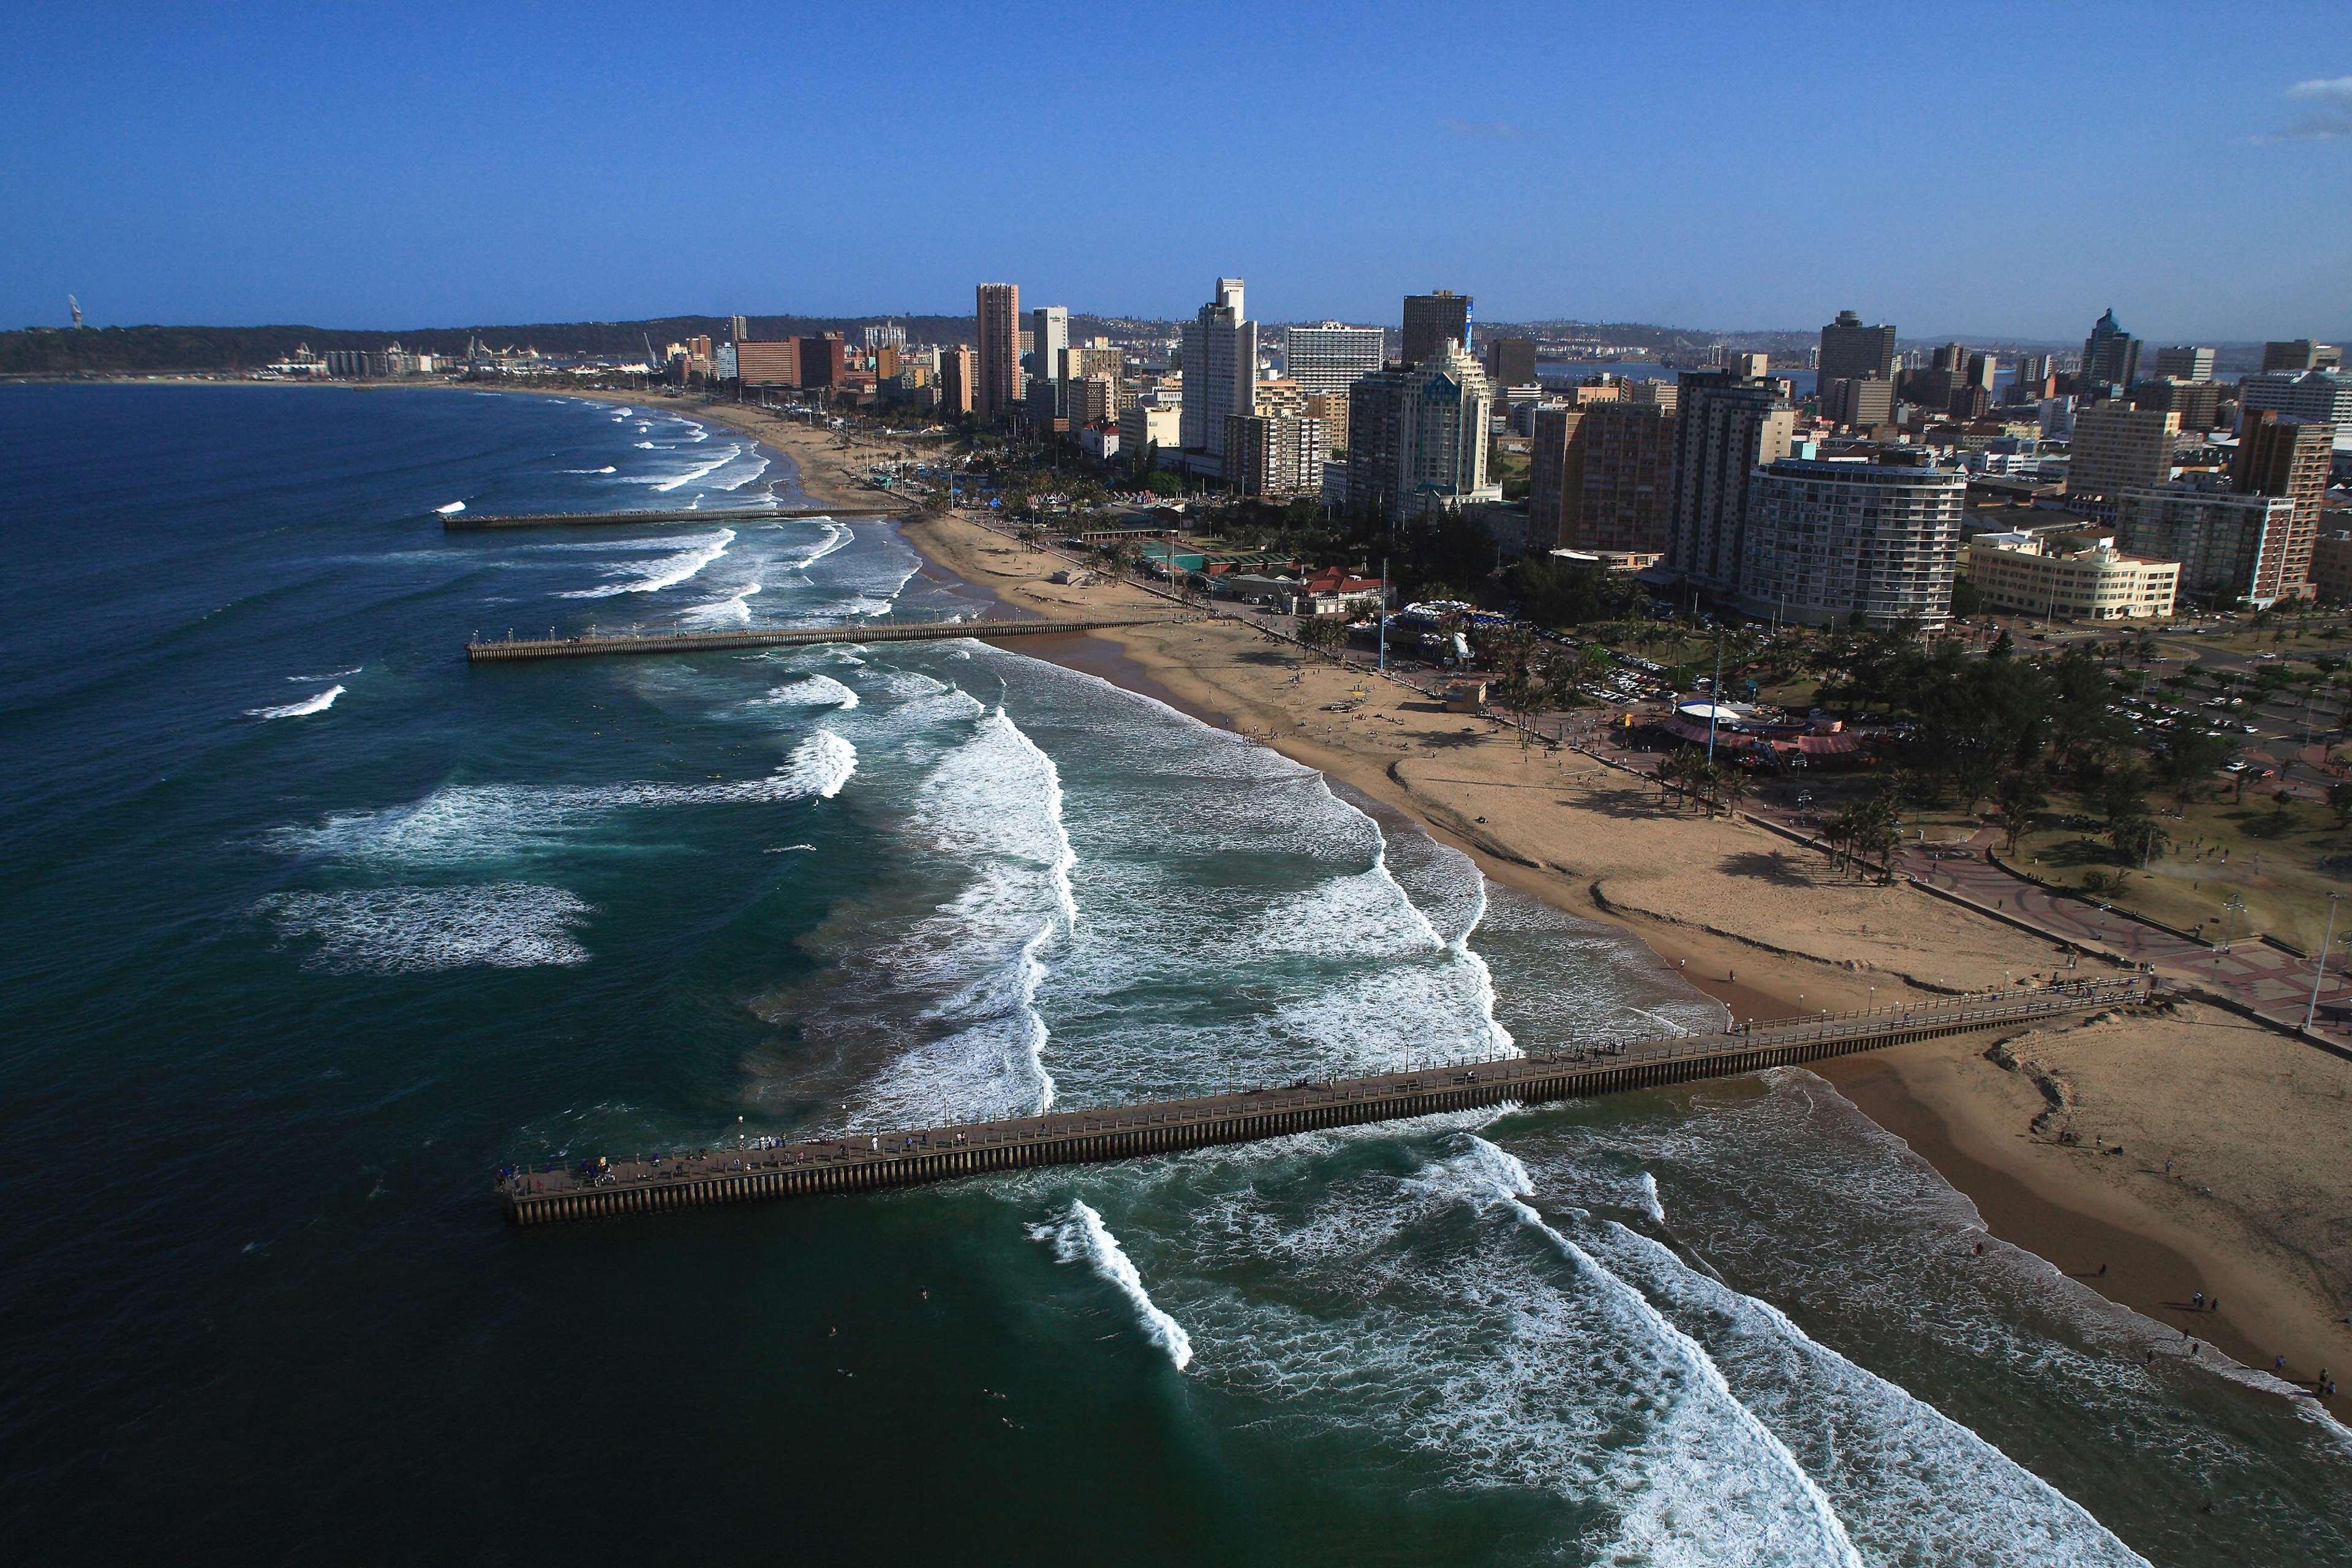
[2306,892,2342,1033]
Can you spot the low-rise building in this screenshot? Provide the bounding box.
[1961,532,2178,620]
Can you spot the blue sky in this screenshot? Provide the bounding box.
[5,2,2348,339]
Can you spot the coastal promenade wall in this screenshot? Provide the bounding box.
[497,978,2150,1226]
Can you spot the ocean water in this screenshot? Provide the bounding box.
[1,383,2346,1566]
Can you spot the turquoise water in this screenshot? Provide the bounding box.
[1,385,2346,1564]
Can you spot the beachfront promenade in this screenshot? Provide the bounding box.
[496,976,2151,1226]
[465,614,1193,663]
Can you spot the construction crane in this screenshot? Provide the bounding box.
[67,294,81,328]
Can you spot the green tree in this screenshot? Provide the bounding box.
[1994,768,2048,856]
[2111,813,2171,866]
[2329,781,2352,830]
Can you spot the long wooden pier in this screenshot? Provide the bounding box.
[465,614,1189,663]
[496,976,2152,1226]
[443,505,909,531]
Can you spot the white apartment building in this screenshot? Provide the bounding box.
[1179,277,1256,461]
[1737,458,1963,628]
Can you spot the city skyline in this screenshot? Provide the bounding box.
[6,4,2351,339]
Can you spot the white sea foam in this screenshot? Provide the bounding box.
[249,684,343,719]
[557,528,733,598]
[1033,1199,1193,1370]
[1585,1215,2151,1566]
[1638,1170,1665,1224]
[435,500,466,515]
[752,674,859,710]
[258,883,590,972]
[679,582,761,628]
[774,728,858,799]
[287,666,362,682]
[632,440,657,449]
[1462,1138,1864,1567]
[559,466,618,474]
[268,737,856,866]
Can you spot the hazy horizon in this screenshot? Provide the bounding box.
[7,3,2350,341]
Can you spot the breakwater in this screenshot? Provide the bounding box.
[497,976,2152,1225]
[443,505,909,530]
[465,615,1193,663]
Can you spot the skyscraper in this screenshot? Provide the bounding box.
[2260,339,2342,372]
[2232,410,2334,595]
[1667,371,1796,591]
[1739,458,1963,628]
[1401,290,1472,367]
[1818,310,1896,386]
[939,345,978,418]
[2065,402,2177,514]
[1027,305,1071,426]
[2154,345,2215,382]
[1179,277,1256,461]
[974,283,1020,423]
[1346,341,1499,523]
[1283,322,1384,450]
[1483,336,1537,388]
[2081,308,2142,392]
[1532,401,1677,555]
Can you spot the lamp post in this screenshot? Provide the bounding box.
[2306,892,2342,1033]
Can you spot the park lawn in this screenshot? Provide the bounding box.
[2013,789,2351,952]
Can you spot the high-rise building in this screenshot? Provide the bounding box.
[939,345,978,417]
[795,333,847,390]
[2081,308,2143,392]
[1732,352,1771,380]
[2231,410,2333,595]
[729,314,749,344]
[1667,370,1797,590]
[1286,322,1384,396]
[1819,311,1897,386]
[1179,277,1257,461]
[1302,392,1349,453]
[1738,458,1964,627]
[1345,339,1499,522]
[974,283,1020,422]
[1226,380,1325,496]
[1822,375,1895,429]
[1401,290,1472,367]
[2064,402,2177,514]
[735,338,801,388]
[2261,339,2343,372]
[2310,529,2352,603]
[2114,484,2303,607]
[1483,336,1537,389]
[2006,353,2055,406]
[1531,402,1677,555]
[1027,306,1071,426]
[2237,368,2352,427]
[2154,345,2215,382]
[1966,352,1997,390]
[2136,376,2222,431]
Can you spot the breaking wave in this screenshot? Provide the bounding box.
[1033,1199,1193,1370]
[249,684,343,719]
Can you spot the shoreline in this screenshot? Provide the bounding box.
[894,502,2352,1401]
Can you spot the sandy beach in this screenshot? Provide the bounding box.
[895,500,2352,1395]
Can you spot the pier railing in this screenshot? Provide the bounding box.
[496,976,2152,1226]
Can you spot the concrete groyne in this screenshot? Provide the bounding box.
[466,615,1191,663]
[497,977,2151,1226]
